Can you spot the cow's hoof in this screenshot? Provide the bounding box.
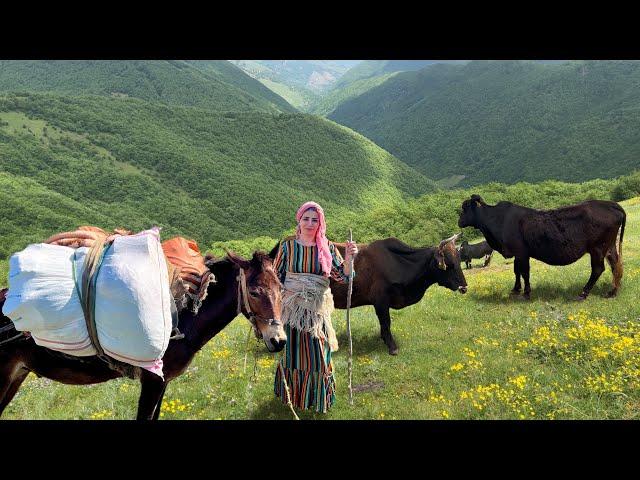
[605,290,618,298]
[388,348,399,356]
[577,293,588,301]
[510,289,521,296]
[523,292,531,301]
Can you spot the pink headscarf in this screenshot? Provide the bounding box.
[295,201,332,277]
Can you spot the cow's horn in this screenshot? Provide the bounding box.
[445,233,461,243]
[439,233,461,248]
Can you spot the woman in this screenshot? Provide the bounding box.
[273,201,358,413]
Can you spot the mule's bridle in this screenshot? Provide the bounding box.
[236,267,282,329]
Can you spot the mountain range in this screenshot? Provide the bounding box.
[328,60,640,186]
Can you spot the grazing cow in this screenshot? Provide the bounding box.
[269,235,467,355]
[458,195,626,300]
[459,240,494,269]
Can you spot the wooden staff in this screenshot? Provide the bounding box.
[346,228,355,405]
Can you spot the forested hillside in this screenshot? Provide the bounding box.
[310,72,399,116]
[0,60,295,113]
[332,60,468,90]
[183,61,296,112]
[329,60,640,186]
[0,92,435,260]
[308,61,468,115]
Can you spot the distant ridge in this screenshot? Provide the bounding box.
[333,60,469,90]
[0,60,296,113]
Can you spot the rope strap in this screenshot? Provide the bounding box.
[81,237,110,357]
[72,239,138,379]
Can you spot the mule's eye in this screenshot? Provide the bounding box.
[249,289,260,298]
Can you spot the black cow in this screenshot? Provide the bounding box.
[270,235,467,355]
[458,240,494,269]
[458,194,626,300]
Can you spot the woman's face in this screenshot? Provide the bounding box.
[299,209,319,236]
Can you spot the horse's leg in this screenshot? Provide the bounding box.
[605,246,622,298]
[0,367,29,416]
[375,304,398,355]
[137,371,167,421]
[0,355,27,417]
[152,383,168,420]
[511,258,522,294]
[579,251,606,300]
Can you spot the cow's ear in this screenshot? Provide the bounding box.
[435,248,447,271]
[470,194,485,208]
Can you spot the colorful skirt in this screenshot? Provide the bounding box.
[274,323,336,413]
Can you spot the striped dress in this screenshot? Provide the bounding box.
[273,237,349,413]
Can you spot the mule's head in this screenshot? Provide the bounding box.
[433,233,467,294]
[227,250,286,353]
[458,194,486,229]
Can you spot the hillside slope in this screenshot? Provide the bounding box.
[310,72,399,116]
[329,60,640,186]
[0,60,294,113]
[0,92,436,258]
[184,60,296,112]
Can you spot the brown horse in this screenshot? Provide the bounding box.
[0,251,285,420]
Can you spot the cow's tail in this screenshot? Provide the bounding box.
[611,206,626,292]
[618,208,625,261]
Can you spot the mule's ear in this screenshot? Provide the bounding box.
[204,252,217,268]
[225,249,251,270]
[251,251,273,269]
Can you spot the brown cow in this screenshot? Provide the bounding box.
[269,235,467,355]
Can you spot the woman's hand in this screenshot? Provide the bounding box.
[345,241,358,261]
[342,241,358,278]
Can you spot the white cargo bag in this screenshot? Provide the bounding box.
[2,228,173,377]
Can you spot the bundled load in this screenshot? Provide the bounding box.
[2,227,173,378]
[162,236,215,314]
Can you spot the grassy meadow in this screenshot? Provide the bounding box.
[3,197,640,420]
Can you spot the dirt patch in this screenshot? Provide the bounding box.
[353,380,385,393]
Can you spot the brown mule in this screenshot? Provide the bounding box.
[0,251,285,420]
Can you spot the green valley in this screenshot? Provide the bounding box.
[0,91,435,261]
[329,60,640,186]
